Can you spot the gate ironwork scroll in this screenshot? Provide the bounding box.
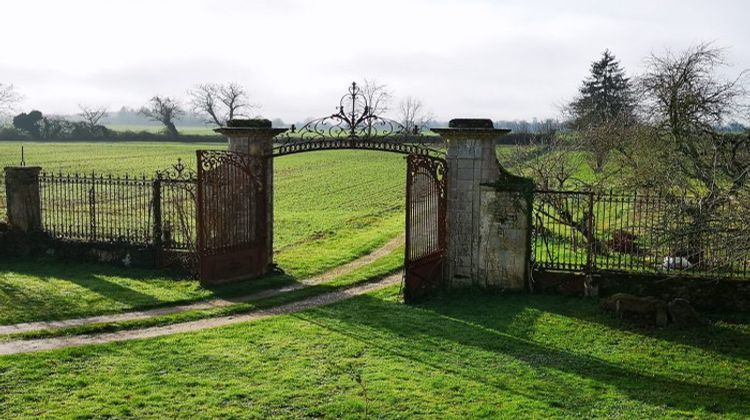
[196,150,269,285]
[273,82,443,158]
[404,154,447,302]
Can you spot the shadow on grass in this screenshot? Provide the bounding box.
[0,258,301,324]
[525,292,750,363]
[296,291,750,416]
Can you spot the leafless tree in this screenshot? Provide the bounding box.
[188,82,256,126]
[359,79,392,116]
[139,96,184,138]
[634,44,749,202]
[0,83,22,118]
[509,133,590,190]
[398,96,434,134]
[507,130,610,253]
[78,104,108,127]
[628,43,750,265]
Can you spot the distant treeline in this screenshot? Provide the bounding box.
[0,110,223,142]
[0,126,223,142]
[493,118,563,145]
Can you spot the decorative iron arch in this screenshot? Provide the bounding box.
[272,82,444,158]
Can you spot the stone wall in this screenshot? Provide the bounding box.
[599,273,750,312]
[0,226,148,265]
[532,269,750,312]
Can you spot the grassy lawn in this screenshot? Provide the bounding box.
[0,259,293,325]
[4,246,404,341]
[1,288,748,418]
[1,142,406,324]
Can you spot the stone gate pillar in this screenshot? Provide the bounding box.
[4,166,43,232]
[432,119,531,290]
[215,119,287,273]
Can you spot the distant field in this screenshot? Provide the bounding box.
[106,124,218,135]
[0,142,406,277]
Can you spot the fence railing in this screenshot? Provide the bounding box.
[39,166,196,250]
[532,190,750,279]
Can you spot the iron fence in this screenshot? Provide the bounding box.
[38,168,197,250]
[532,190,750,279]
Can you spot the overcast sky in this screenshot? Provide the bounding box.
[1,0,749,122]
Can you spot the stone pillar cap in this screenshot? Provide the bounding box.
[431,118,511,136]
[215,127,288,136]
[215,119,288,136]
[4,166,42,171]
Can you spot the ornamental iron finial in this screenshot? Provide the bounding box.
[276,82,416,143]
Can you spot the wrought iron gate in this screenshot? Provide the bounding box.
[404,154,447,302]
[196,150,269,285]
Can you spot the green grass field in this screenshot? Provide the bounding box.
[0,142,406,273]
[1,141,406,324]
[106,124,218,135]
[1,287,748,418]
[1,141,750,417]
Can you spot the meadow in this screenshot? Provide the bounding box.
[1,141,406,323]
[106,124,218,135]
[1,140,749,417]
[1,287,748,418]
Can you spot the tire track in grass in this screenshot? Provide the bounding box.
[0,273,401,355]
[0,235,403,336]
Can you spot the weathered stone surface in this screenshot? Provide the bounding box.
[668,298,702,326]
[477,188,529,289]
[0,227,163,269]
[4,166,42,232]
[448,118,495,129]
[226,118,272,128]
[433,121,528,290]
[599,273,750,312]
[601,293,669,326]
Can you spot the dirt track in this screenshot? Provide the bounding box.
[0,273,401,355]
[0,235,403,336]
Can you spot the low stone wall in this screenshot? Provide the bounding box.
[531,270,587,296]
[599,273,750,312]
[0,223,193,274]
[532,269,750,312]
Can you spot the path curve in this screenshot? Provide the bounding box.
[0,235,404,336]
[0,273,401,355]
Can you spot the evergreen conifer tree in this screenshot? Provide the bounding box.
[570,50,633,128]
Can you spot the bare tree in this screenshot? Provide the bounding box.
[507,130,611,254]
[188,82,256,126]
[0,83,22,118]
[78,104,108,127]
[139,96,184,138]
[398,96,434,134]
[634,44,749,201]
[509,133,589,191]
[628,43,750,265]
[359,79,392,116]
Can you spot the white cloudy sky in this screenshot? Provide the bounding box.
[1,0,748,121]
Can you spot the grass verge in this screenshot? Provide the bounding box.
[1,246,404,342]
[1,282,748,417]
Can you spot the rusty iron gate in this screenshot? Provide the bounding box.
[404,154,447,302]
[196,150,269,285]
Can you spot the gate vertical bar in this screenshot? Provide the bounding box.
[152,173,163,261]
[584,191,597,296]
